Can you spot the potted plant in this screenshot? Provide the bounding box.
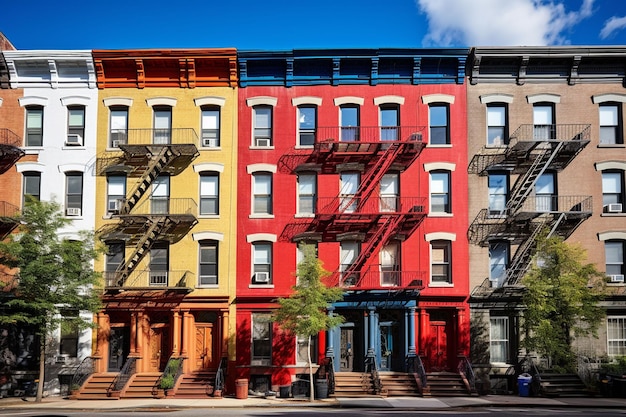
[160,374,175,396]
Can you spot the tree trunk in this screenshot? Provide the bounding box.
[35,331,45,402]
[308,335,314,402]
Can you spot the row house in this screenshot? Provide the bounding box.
[467,46,626,392]
[84,49,240,398]
[0,45,98,392]
[235,48,471,395]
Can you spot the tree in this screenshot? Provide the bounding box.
[521,230,605,372]
[273,243,344,401]
[0,198,102,402]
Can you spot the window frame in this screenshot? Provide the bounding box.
[25,105,44,147]
[65,172,83,216]
[253,105,273,147]
[380,104,400,141]
[430,170,451,214]
[109,106,129,147]
[607,316,626,356]
[599,103,623,145]
[430,239,451,284]
[252,241,272,284]
[251,313,272,363]
[533,103,555,140]
[340,105,360,142]
[605,240,625,279]
[201,105,221,148]
[252,172,273,215]
[297,173,316,215]
[602,170,625,212]
[489,316,510,363]
[297,105,317,147]
[429,103,449,145]
[149,241,169,286]
[199,172,219,216]
[67,105,85,146]
[59,309,79,357]
[153,106,172,144]
[486,103,508,147]
[199,239,218,286]
[107,174,126,214]
[488,172,508,216]
[489,241,509,288]
[23,171,41,204]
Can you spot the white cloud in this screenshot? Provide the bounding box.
[417,0,595,46]
[600,15,626,39]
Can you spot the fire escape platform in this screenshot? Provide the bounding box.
[97,144,199,177]
[99,214,197,245]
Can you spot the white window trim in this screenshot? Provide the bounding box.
[247,164,277,174]
[19,96,48,107]
[146,97,177,108]
[422,94,454,105]
[592,94,626,104]
[292,96,322,107]
[192,231,224,242]
[59,164,86,173]
[374,95,405,106]
[16,162,45,173]
[194,163,224,173]
[247,97,277,107]
[598,231,626,241]
[480,94,514,104]
[424,162,456,172]
[334,96,364,106]
[425,232,457,242]
[194,96,226,107]
[595,161,626,171]
[103,97,133,107]
[526,94,560,104]
[60,96,90,107]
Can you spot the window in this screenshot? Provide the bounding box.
[252,242,272,284]
[23,172,41,203]
[431,240,451,283]
[110,106,128,147]
[252,313,272,362]
[380,104,399,141]
[59,310,79,357]
[153,106,172,144]
[252,172,272,215]
[489,241,509,288]
[151,175,170,214]
[298,105,316,146]
[599,104,623,145]
[490,317,509,363]
[201,106,220,147]
[66,105,85,145]
[429,104,449,145]
[200,173,219,215]
[430,171,451,213]
[149,242,169,286]
[296,242,318,284]
[65,172,83,216]
[380,173,399,212]
[533,104,555,140]
[340,241,359,285]
[25,106,43,147]
[535,172,556,212]
[296,334,318,365]
[380,243,399,286]
[253,106,272,146]
[340,105,359,141]
[107,175,126,214]
[297,173,316,215]
[488,172,508,216]
[339,172,359,212]
[105,241,124,287]
[606,240,625,280]
[199,240,218,286]
[487,104,508,146]
[602,171,624,212]
[608,317,626,356]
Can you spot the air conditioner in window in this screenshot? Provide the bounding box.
[255,138,271,147]
[66,207,81,216]
[108,200,120,213]
[607,203,623,213]
[610,274,625,283]
[112,140,123,148]
[66,134,82,146]
[255,272,270,283]
[202,138,218,147]
[55,354,69,364]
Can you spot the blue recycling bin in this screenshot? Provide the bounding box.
[517,373,532,397]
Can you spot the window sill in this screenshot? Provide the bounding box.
[24,147,44,155]
[429,282,453,288]
[294,213,315,218]
[598,143,625,148]
[249,214,275,219]
[294,145,315,150]
[200,146,222,151]
[601,213,626,217]
[198,214,220,219]
[250,145,275,150]
[249,284,274,289]
[62,145,86,150]
[196,284,219,289]
[428,212,454,218]
[426,143,452,148]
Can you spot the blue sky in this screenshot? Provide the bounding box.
[2,0,626,50]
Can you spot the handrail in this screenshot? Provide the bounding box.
[214,356,227,394]
[364,354,382,395]
[70,356,96,392]
[457,355,476,393]
[107,356,137,394]
[406,355,428,393]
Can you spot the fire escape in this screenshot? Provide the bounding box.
[279,126,427,291]
[0,128,25,239]
[96,128,199,292]
[468,124,593,299]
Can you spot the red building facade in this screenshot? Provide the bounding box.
[235,49,470,394]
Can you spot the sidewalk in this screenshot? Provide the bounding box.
[3,394,626,410]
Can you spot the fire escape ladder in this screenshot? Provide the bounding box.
[341,214,403,287]
[504,220,545,286]
[114,217,169,287]
[120,147,175,214]
[507,142,563,213]
[343,142,403,213]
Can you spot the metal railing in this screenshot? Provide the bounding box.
[508,123,591,144]
[315,126,425,143]
[107,356,137,395]
[0,201,20,218]
[104,269,193,289]
[214,357,227,394]
[406,355,428,394]
[337,267,424,290]
[315,196,426,216]
[0,128,23,147]
[69,356,96,393]
[364,354,382,395]
[114,197,198,218]
[109,128,199,147]
[457,355,476,393]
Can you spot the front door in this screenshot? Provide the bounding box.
[195,324,215,370]
[339,327,354,372]
[149,326,170,372]
[429,321,448,371]
[380,323,394,371]
[108,327,130,372]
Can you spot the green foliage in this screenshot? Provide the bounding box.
[0,197,103,335]
[273,243,344,338]
[600,356,626,376]
[159,374,175,389]
[521,230,605,371]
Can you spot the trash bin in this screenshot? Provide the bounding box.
[517,373,532,397]
[314,379,328,399]
[279,385,291,398]
[235,378,248,399]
